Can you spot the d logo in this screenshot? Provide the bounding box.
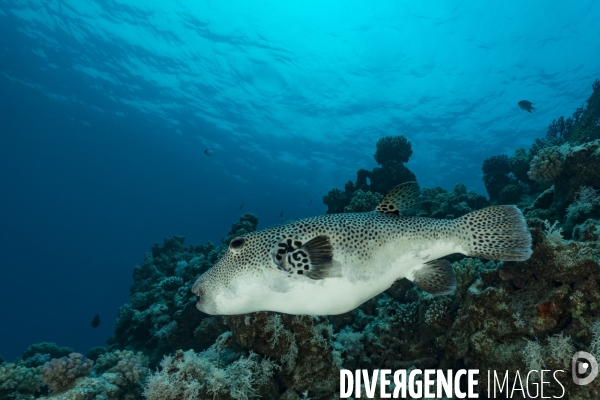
[572,351,598,385]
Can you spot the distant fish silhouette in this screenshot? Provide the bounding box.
[204,148,215,156]
[309,199,312,206]
[91,314,100,328]
[518,100,536,113]
[240,202,244,210]
[280,211,283,218]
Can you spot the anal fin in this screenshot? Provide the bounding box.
[412,259,456,295]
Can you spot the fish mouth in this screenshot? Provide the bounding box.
[191,278,202,296]
[191,279,218,315]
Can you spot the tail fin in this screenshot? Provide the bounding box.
[457,205,532,261]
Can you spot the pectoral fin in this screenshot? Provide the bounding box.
[273,235,336,279]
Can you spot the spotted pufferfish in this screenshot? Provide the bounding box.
[192,182,532,315]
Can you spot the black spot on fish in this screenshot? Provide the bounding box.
[91,314,100,328]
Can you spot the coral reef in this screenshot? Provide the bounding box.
[41,353,94,393]
[94,350,148,385]
[323,135,416,213]
[21,343,73,362]
[144,333,280,400]
[322,188,349,214]
[566,186,600,223]
[343,190,383,213]
[128,223,600,398]
[107,215,257,368]
[482,154,512,201]
[0,362,42,399]
[5,79,600,399]
[221,213,259,246]
[509,147,532,184]
[544,79,600,144]
[419,183,489,218]
[528,145,567,181]
[374,135,413,165]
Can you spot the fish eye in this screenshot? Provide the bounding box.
[229,237,245,250]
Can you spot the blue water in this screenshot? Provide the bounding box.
[0,0,599,361]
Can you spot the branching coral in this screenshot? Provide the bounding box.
[322,188,349,214]
[222,213,259,245]
[547,333,575,368]
[566,186,599,222]
[542,220,565,246]
[528,145,568,181]
[109,229,233,368]
[143,342,279,400]
[481,155,512,201]
[158,276,183,292]
[332,327,363,364]
[522,339,545,372]
[509,147,532,183]
[322,135,417,212]
[21,342,73,361]
[420,184,488,218]
[343,190,383,213]
[0,362,42,397]
[95,350,149,385]
[374,135,412,165]
[40,353,93,393]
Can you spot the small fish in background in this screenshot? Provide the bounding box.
[309,199,312,206]
[518,100,536,113]
[204,148,215,156]
[280,211,283,218]
[240,202,244,210]
[91,314,100,328]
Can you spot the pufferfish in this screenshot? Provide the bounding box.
[192,182,532,315]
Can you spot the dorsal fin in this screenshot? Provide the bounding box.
[376,182,421,215]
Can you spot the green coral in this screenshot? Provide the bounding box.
[0,362,42,398]
[547,79,600,144]
[343,190,383,213]
[222,213,259,245]
[21,342,73,362]
[374,135,413,165]
[40,353,94,394]
[509,147,532,183]
[322,188,350,214]
[420,183,488,218]
[322,135,417,213]
[499,184,523,204]
[370,160,416,195]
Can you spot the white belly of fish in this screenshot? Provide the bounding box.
[252,238,465,315]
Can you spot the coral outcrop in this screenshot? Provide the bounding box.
[0,362,42,399]
[41,353,94,394]
[528,145,567,181]
[420,183,489,218]
[323,135,416,214]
